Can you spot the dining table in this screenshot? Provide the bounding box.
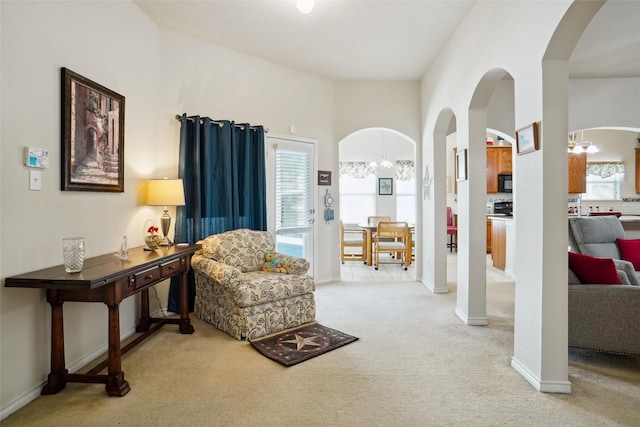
[358,222,414,267]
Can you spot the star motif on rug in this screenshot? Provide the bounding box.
[281,333,323,351]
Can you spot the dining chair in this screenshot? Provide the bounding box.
[340,221,366,263]
[447,207,457,252]
[374,221,410,270]
[367,215,391,225]
[367,216,392,260]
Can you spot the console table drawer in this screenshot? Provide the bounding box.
[160,258,182,277]
[134,267,160,289]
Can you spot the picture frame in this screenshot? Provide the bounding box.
[378,178,393,195]
[456,149,467,181]
[516,122,540,155]
[61,67,125,192]
[318,170,332,186]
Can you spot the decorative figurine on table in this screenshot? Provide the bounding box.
[144,225,162,251]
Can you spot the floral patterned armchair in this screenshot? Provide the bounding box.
[191,228,316,340]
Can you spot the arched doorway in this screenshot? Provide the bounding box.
[338,127,418,281]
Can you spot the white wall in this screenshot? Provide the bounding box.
[0,1,427,415]
[1,0,161,414]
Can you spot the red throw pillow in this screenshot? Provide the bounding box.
[568,252,622,285]
[616,238,640,270]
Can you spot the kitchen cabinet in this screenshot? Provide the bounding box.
[487,147,512,193]
[491,218,506,270]
[486,217,492,254]
[568,152,587,193]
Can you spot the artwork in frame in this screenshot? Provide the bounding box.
[456,149,467,181]
[318,170,332,186]
[516,121,540,155]
[61,67,125,192]
[378,178,393,195]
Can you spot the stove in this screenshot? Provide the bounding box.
[493,201,513,216]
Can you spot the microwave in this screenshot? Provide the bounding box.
[498,174,513,193]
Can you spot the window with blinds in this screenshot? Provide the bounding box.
[275,148,311,230]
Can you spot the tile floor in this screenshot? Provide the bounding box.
[340,254,417,282]
[340,252,513,284]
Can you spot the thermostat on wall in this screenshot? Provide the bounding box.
[24,147,49,168]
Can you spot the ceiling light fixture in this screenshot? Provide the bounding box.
[296,0,314,14]
[568,131,599,154]
[369,130,394,170]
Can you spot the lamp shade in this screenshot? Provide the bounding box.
[146,179,186,206]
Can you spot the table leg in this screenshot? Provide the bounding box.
[365,229,373,266]
[105,302,130,397]
[179,270,194,334]
[136,289,151,332]
[42,290,68,395]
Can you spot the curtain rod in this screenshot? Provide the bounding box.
[175,113,268,132]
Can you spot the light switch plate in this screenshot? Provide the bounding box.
[30,170,42,191]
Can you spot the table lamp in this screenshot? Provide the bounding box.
[146,178,186,246]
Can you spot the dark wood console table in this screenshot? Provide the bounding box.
[4,244,199,397]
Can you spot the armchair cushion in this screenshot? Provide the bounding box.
[201,228,275,273]
[568,252,621,285]
[616,238,640,270]
[568,216,624,259]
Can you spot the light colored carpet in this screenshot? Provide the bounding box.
[3,257,639,426]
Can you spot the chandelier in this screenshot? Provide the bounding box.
[369,130,394,170]
[568,130,599,154]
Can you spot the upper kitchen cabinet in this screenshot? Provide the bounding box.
[568,152,587,193]
[487,146,512,193]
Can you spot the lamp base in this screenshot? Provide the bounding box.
[159,209,173,246]
[159,236,173,246]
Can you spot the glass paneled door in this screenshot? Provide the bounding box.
[266,135,315,276]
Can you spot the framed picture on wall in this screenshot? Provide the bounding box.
[61,67,125,192]
[318,170,332,185]
[516,122,540,155]
[456,149,467,181]
[379,178,393,195]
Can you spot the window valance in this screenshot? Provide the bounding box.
[587,161,625,178]
[339,162,376,179]
[339,160,415,181]
[394,160,415,181]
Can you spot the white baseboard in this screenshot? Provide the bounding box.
[511,356,572,394]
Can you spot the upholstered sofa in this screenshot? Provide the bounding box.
[191,228,316,340]
[567,216,640,356]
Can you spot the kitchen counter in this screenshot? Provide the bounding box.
[618,215,640,222]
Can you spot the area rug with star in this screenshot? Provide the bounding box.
[248,323,359,367]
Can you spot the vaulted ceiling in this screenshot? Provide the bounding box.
[134,0,639,81]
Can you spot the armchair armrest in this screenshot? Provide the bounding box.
[613,259,640,286]
[277,253,310,276]
[192,254,244,289]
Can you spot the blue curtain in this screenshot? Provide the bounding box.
[168,115,266,313]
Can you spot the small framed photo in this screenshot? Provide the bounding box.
[378,178,393,195]
[318,170,332,186]
[456,149,467,181]
[516,122,540,155]
[61,68,125,192]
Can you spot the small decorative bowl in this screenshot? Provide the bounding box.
[145,234,161,250]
